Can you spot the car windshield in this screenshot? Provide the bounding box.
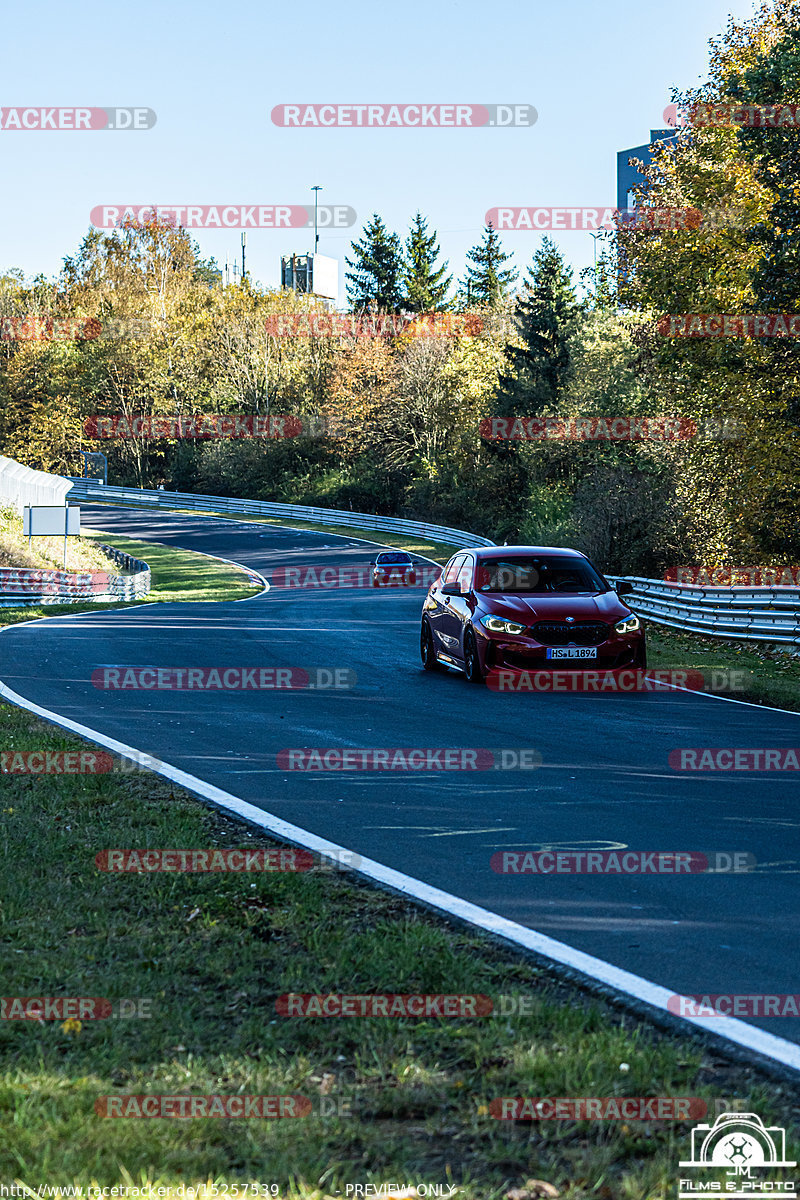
[477,556,606,594]
[377,552,411,564]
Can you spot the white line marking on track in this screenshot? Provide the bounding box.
[0,667,799,1075]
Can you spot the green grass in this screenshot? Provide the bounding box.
[0,532,261,627]
[647,623,800,712]
[80,531,263,603]
[1,702,797,1196]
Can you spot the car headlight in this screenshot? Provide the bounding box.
[614,614,640,634]
[480,615,527,635]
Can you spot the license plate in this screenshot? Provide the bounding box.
[546,647,597,660]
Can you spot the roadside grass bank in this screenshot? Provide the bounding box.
[79,531,263,603]
[647,623,800,713]
[0,532,261,628]
[0,504,118,573]
[0,700,797,1196]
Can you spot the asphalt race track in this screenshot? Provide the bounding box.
[3,504,799,1048]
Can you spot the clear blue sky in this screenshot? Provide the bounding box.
[0,0,760,303]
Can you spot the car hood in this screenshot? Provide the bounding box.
[478,591,630,623]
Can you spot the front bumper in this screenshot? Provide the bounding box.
[479,629,646,673]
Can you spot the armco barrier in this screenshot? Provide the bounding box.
[64,479,497,549]
[0,545,150,608]
[61,481,799,651]
[608,575,800,654]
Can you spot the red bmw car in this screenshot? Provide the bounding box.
[370,550,417,587]
[420,546,645,684]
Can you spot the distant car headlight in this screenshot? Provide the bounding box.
[480,615,527,635]
[614,614,640,634]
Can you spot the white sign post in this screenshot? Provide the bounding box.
[23,505,81,569]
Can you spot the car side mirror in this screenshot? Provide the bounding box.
[615,580,634,596]
[440,583,461,596]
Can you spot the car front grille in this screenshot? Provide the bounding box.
[531,621,610,647]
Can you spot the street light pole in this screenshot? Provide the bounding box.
[312,185,322,255]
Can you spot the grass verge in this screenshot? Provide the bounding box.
[0,701,798,1196]
[647,623,800,713]
[80,531,263,604]
[0,532,261,628]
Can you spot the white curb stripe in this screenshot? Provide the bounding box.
[1,673,799,1075]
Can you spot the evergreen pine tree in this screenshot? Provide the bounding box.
[460,223,517,307]
[494,236,580,418]
[345,214,404,312]
[402,213,452,312]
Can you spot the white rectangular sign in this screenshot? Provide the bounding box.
[312,254,338,301]
[23,506,81,536]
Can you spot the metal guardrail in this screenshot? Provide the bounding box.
[609,575,800,653]
[57,480,800,651]
[0,544,150,607]
[64,479,497,549]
